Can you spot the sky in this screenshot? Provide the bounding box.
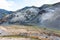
[0,0,60,11]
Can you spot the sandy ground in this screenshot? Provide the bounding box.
[0,37,31,40]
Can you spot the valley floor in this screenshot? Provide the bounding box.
[0,25,60,40]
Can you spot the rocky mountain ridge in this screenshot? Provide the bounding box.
[0,2,60,29]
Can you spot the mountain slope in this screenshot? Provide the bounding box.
[40,2,60,29]
[9,6,41,25]
[0,9,13,24]
[0,9,12,19]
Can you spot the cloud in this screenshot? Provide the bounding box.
[0,0,60,11]
[24,0,60,7]
[0,0,17,11]
[0,0,11,11]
